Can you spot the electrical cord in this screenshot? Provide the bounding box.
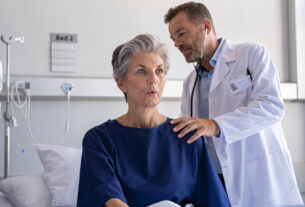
[10,81,71,145]
[10,81,28,117]
[57,90,71,145]
[26,93,39,144]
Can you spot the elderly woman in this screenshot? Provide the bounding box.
[77,34,230,207]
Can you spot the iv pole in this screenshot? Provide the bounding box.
[1,35,24,178]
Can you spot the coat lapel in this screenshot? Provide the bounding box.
[210,39,237,93]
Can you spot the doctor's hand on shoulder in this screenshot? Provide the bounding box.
[170,117,220,144]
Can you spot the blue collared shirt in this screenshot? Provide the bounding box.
[198,38,224,173]
[198,38,225,139]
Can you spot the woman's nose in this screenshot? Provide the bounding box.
[147,73,158,84]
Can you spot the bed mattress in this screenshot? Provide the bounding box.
[0,191,14,207]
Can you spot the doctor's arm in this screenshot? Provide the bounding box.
[214,45,284,144]
[171,70,221,143]
[172,45,283,144]
[170,117,220,144]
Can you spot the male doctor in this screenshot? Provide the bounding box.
[164,2,304,207]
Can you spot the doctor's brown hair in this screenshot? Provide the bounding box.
[164,1,216,34]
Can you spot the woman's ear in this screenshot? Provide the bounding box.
[116,78,127,93]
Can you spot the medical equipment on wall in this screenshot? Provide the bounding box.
[59,82,73,144]
[9,81,73,146]
[1,35,73,178]
[1,35,24,178]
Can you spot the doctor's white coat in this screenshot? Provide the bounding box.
[180,38,303,207]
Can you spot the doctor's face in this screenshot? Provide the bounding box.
[168,11,206,63]
[117,52,166,109]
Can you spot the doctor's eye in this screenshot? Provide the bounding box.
[177,32,185,38]
[177,30,187,39]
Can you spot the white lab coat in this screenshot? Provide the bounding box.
[180,38,303,207]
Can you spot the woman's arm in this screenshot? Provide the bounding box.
[77,128,128,206]
[105,198,129,207]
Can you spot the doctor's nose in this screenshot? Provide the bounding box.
[174,39,182,48]
[173,36,184,48]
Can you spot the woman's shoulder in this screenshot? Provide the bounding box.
[147,117,173,132]
[82,119,117,147]
[85,119,114,135]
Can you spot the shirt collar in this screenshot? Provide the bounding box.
[209,38,224,68]
[198,38,224,77]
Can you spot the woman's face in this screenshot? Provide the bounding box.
[117,52,166,109]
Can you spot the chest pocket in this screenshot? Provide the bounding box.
[227,74,252,94]
[223,84,250,109]
[225,67,253,108]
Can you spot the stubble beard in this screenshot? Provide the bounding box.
[184,49,200,63]
[184,42,205,63]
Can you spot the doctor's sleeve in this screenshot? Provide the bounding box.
[77,130,127,207]
[180,72,196,117]
[180,79,188,117]
[214,45,285,144]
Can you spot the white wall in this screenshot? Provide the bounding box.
[0,0,291,80]
[0,0,304,192]
[282,101,305,192]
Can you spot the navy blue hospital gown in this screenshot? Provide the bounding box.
[77,118,231,207]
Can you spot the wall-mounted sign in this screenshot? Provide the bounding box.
[50,33,78,73]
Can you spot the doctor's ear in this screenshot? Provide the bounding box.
[202,20,212,34]
[116,78,127,93]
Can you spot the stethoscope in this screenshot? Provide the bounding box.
[190,27,208,117]
[189,30,254,117]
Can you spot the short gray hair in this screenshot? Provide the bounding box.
[112,34,170,80]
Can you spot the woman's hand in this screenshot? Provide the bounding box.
[105,198,129,207]
[170,117,220,144]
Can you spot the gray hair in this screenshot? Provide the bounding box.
[112,34,170,80]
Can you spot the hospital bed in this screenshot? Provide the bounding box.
[0,144,184,207]
[0,190,184,207]
[0,191,14,207]
[0,144,82,207]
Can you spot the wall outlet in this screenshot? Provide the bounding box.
[62,82,73,93]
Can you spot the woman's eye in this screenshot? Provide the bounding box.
[137,69,145,74]
[156,68,164,74]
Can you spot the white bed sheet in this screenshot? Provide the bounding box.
[0,174,52,207]
[0,191,15,207]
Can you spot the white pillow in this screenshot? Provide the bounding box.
[35,144,82,207]
[148,200,182,207]
[0,173,51,207]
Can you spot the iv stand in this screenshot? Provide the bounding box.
[1,35,24,178]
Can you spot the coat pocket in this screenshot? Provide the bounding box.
[246,151,293,203]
